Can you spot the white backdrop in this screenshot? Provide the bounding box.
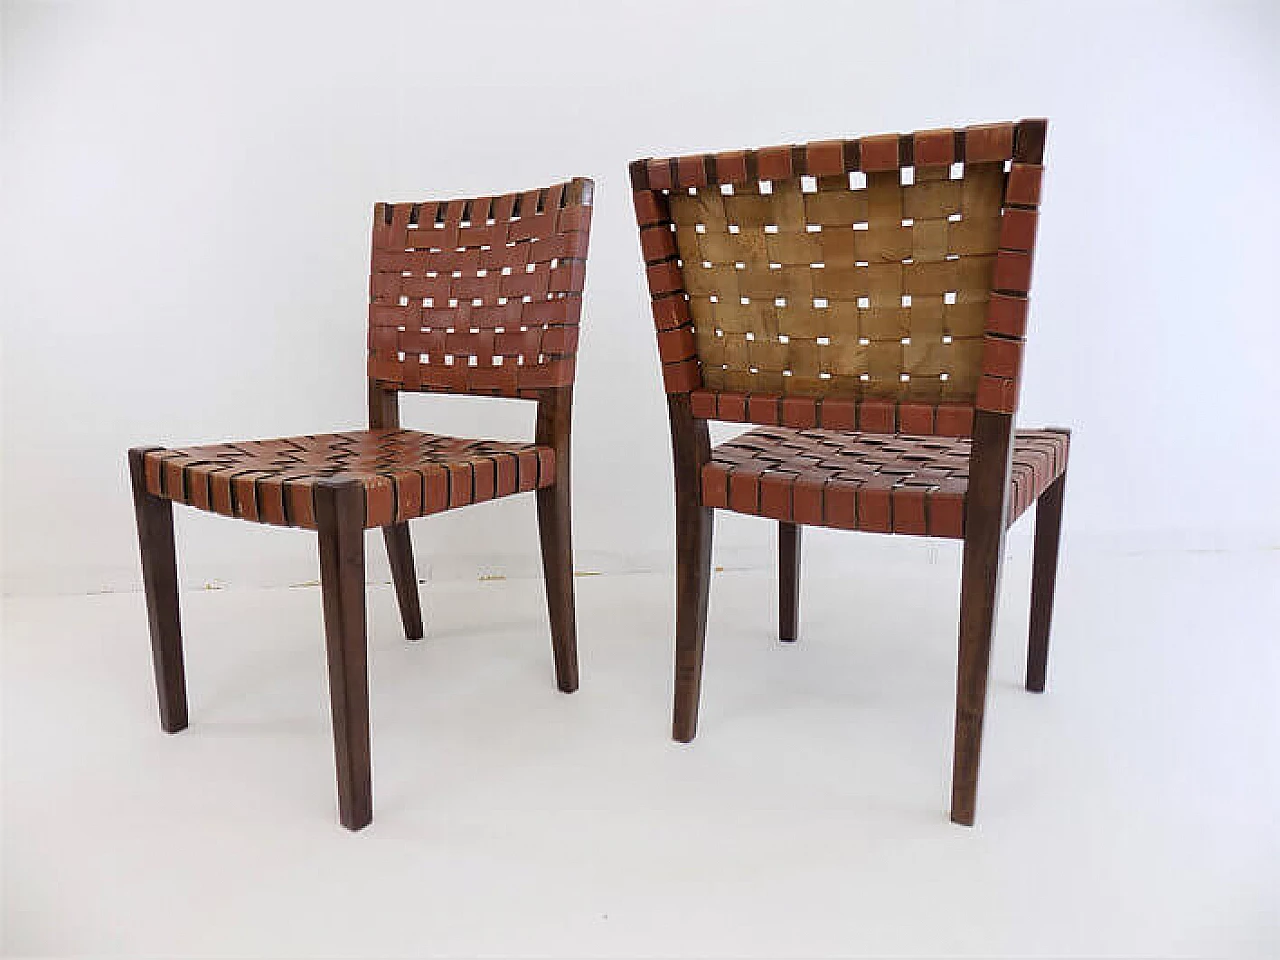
[3,0,1278,596]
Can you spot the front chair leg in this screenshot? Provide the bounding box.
[127,448,189,733]
[315,480,372,830]
[1027,470,1067,693]
[778,522,801,642]
[382,522,424,642]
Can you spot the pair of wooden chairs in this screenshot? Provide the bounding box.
[129,119,1068,830]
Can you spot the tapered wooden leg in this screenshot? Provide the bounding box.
[128,448,188,733]
[673,502,714,742]
[1027,470,1067,693]
[952,530,1004,826]
[537,479,579,693]
[382,523,423,642]
[536,386,579,693]
[668,395,714,743]
[315,480,372,831]
[370,383,422,644]
[950,410,1015,827]
[779,522,801,643]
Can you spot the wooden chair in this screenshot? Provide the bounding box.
[630,120,1068,824]
[129,178,593,829]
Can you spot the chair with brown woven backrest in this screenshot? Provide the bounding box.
[129,178,593,829]
[630,120,1068,824]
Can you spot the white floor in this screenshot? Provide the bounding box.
[4,544,1278,958]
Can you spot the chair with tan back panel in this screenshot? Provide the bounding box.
[630,121,1067,824]
[130,178,593,829]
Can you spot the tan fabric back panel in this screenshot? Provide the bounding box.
[667,163,1005,404]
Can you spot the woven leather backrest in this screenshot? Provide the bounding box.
[368,178,592,398]
[632,121,1045,436]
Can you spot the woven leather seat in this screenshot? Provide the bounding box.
[703,427,1068,537]
[142,430,554,530]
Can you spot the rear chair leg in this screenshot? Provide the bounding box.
[537,477,579,693]
[369,384,423,644]
[128,448,188,733]
[779,522,801,643]
[950,409,1015,827]
[1027,470,1067,693]
[535,386,579,693]
[668,394,714,744]
[383,522,423,641]
[673,503,713,742]
[952,524,1005,826]
[316,480,372,830]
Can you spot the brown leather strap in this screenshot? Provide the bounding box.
[142,430,555,530]
[701,425,1068,537]
[369,178,593,399]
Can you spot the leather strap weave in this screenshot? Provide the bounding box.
[369,179,592,398]
[142,430,554,530]
[631,121,1045,431]
[702,426,1068,537]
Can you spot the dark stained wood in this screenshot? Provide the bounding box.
[951,410,1015,826]
[1027,463,1067,693]
[778,522,801,642]
[367,382,401,431]
[382,524,423,642]
[369,384,425,641]
[315,479,372,831]
[535,386,579,693]
[668,393,713,742]
[127,447,189,733]
[1014,118,1049,165]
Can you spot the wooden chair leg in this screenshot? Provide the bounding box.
[370,384,423,644]
[673,502,713,742]
[382,523,423,642]
[1027,470,1067,693]
[950,410,1014,827]
[315,480,372,831]
[778,522,801,643]
[667,393,714,743]
[127,448,189,733]
[951,522,1006,826]
[537,478,579,693]
[535,386,578,694]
